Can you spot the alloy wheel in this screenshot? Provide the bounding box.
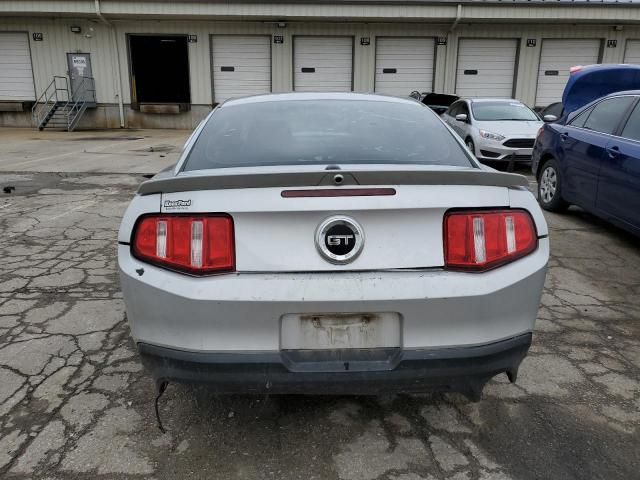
[540,166,557,203]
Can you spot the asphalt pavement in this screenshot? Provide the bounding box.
[0,130,638,480]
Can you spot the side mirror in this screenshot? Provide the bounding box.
[455,113,468,122]
[543,114,558,123]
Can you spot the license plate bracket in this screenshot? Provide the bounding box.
[280,312,401,350]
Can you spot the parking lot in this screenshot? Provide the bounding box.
[0,129,638,480]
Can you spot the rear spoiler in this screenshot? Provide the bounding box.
[137,168,529,195]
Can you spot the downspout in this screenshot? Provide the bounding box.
[450,4,463,32]
[444,4,463,94]
[95,0,125,128]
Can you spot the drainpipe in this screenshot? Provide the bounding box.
[443,4,463,93]
[450,4,463,32]
[95,0,125,128]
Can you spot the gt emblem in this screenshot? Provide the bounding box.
[327,234,354,246]
[315,216,364,264]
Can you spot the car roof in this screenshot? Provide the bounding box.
[466,98,523,103]
[603,90,640,97]
[221,92,419,108]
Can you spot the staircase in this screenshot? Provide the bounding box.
[32,75,96,131]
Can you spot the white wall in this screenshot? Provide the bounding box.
[2,16,640,127]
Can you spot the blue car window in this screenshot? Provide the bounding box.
[570,108,592,128]
[582,96,635,135]
[621,101,640,142]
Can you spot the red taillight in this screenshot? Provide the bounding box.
[132,214,235,274]
[444,210,537,271]
[569,65,583,74]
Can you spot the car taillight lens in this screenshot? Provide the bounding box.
[132,215,235,274]
[444,210,537,271]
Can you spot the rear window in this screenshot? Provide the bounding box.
[471,102,539,121]
[182,99,473,171]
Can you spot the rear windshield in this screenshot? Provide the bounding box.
[183,99,473,171]
[471,102,539,121]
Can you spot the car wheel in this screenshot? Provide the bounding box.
[465,138,476,156]
[538,159,569,212]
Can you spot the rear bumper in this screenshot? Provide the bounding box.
[138,333,532,398]
[119,240,548,352]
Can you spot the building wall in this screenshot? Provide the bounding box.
[1,15,639,129]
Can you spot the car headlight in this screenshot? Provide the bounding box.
[479,130,506,142]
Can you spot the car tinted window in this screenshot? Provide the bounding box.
[582,96,635,134]
[544,102,563,118]
[448,101,462,116]
[184,99,473,170]
[569,107,592,128]
[471,101,538,121]
[621,100,640,141]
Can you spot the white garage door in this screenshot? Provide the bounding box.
[294,37,353,92]
[624,40,640,64]
[374,37,435,96]
[0,32,36,101]
[535,39,601,107]
[211,35,271,103]
[455,39,517,98]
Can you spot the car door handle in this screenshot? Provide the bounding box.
[560,132,569,142]
[606,145,620,158]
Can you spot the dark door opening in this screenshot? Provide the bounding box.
[129,35,190,105]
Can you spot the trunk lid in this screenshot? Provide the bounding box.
[151,166,523,272]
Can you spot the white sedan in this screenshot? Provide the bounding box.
[443,98,544,164]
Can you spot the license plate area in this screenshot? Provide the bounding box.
[280,312,401,350]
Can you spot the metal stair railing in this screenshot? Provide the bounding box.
[32,76,70,130]
[63,76,96,131]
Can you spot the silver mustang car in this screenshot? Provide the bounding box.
[118,93,548,401]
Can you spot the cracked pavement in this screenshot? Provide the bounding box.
[0,131,639,480]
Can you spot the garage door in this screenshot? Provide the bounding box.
[294,37,353,92]
[0,32,36,101]
[535,39,601,107]
[455,39,517,98]
[374,37,435,96]
[624,40,640,64]
[211,35,271,103]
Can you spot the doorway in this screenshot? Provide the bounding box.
[67,53,95,104]
[128,35,190,106]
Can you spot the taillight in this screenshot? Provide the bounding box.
[444,210,537,271]
[132,214,235,274]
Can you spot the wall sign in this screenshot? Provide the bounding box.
[360,37,370,46]
[607,39,618,48]
[188,35,197,43]
[32,32,43,41]
[526,38,537,47]
[273,35,284,44]
[72,56,88,76]
[436,37,447,46]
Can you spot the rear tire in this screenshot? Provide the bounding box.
[538,158,569,212]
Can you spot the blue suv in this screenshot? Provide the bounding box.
[532,66,640,237]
